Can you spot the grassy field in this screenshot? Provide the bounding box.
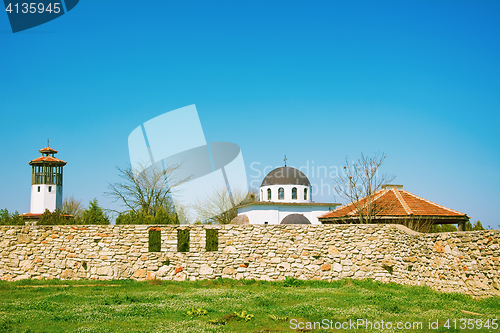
[0,278,499,333]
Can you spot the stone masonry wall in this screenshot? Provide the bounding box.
[0,224,499,296]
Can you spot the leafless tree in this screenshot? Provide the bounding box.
[402,216,434,233]
[62,196,83,219]
[105,163,190,216]
[334,152,395,223]
[193,186,258,224]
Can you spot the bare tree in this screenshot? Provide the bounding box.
[403,216,434,233]
[333,152,395,223]
[105,163,190,216]
[193,187,258,224]
[62,196,83,219]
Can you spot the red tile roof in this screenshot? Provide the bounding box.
[319,187,467,219]
[39,147,58,154]
[29,156,67,165]
[20,212,43,217]
[20,212,73,219]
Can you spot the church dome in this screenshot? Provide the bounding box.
[261,167,310,186]
[280,214,311,224]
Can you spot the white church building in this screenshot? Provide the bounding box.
[236,165,340,224]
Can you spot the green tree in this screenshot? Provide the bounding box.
[81,199,110,225]
[465,220,486,231]
[0,209,23,225]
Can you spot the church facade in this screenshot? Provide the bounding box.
[236,166,339,224]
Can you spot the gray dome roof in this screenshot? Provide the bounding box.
[280,214,311,225]
[261,167,310,186]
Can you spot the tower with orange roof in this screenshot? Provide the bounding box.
[28,145,67,214]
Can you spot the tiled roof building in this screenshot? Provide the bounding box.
[319,184,469,231]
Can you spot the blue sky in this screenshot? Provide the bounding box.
[1,0,499,228]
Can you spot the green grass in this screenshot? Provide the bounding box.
[0,278,499,332]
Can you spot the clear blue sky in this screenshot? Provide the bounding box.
[1,0,499,228]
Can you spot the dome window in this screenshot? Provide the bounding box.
[304,188,308,200]
[292,187,297,199]
[267,188,271,200]
[278,187,284,200]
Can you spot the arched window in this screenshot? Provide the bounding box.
[267,188,272,200]
[304,188,308,200]
[260,189,263,200]
[278,187,284,200]
[292,187,297,199]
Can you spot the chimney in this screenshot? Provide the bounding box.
[382,184,403,190]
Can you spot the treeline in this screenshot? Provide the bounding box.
[0,199,110,225]
[0,197,181,225]
[115,208,180,225]
[431,220,487,232]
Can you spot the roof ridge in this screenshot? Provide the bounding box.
[400,189,465,215]
[393,188,413,215]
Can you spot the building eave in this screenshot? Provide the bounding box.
[237,202,341,209]
[319,215,470,225]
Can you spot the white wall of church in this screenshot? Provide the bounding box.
[260,185,311,203]
[238,204,331,225]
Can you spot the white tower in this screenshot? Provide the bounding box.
[29,146,66,214]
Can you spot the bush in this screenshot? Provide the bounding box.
[115,208,179,225]
[80,199,110,225]
[0,209,23,225]
[431,224,457,233]
[37,209,74,225]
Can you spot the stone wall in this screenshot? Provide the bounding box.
[0,224,499,296]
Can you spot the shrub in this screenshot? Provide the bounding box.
[431,224,458,233]
[115,208,179,225]
[37,209,73,225]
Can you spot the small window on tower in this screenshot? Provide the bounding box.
[48,186,52,193]
[37,186,40,192]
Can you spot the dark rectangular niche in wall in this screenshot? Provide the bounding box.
[149,228,161,252]
[205,229,218,251]
[177,229,190,252]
